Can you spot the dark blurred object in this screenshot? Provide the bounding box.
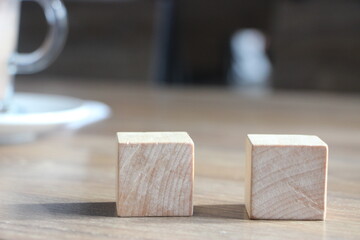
[272,0,360,91]
[153,0,273,85]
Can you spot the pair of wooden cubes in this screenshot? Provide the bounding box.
[116,132,328,220]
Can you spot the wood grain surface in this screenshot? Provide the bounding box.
[245,134,328,220]
[0,77,360,239]
[116,132,194,216]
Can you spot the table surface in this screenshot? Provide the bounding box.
[1,78,360,240]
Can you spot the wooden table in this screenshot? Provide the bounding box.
[1,78,360,239]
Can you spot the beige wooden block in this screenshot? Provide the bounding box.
[245,134,328,220]
[116,132,194,217]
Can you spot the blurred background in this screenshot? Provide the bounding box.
[17,0,360,91]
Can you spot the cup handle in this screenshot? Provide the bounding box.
[11,0,67,74]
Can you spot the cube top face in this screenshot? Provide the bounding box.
[117,132,194,217]
[247,134,327,147]
[245,134,328,220]
[117,132,194,145]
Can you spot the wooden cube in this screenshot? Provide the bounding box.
[245,134,328,220]
[116,132,194,217]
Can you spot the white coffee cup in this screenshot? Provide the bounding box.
[0,0,67,112]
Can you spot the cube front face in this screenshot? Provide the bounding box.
[117,132,194,217]
[245,135,328,220]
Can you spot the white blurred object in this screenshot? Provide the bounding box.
[0,93,111,144]
[229,29,271,87]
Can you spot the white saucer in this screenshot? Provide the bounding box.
[0,93,111,144]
